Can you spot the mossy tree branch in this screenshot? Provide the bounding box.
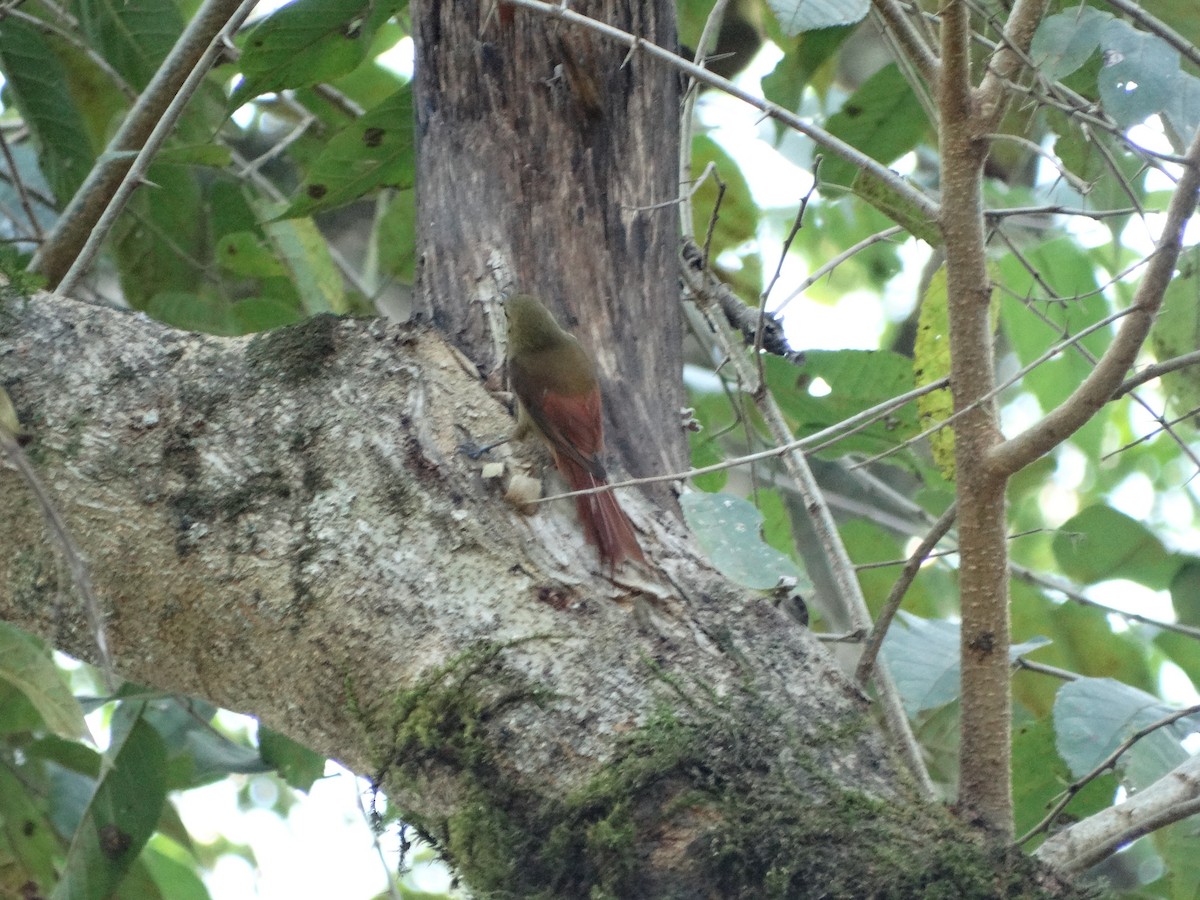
[0,291,1071,895]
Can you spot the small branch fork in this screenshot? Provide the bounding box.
[1019,703,1200,849]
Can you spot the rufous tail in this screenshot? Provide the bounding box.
[555,455,644,567]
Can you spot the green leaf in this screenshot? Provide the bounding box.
[1029,6,1111,80]
[113,162,204,310]
[761,27,855,114]
[152,145,234,168]
[0,18,96,205]
[680,492,808,591]
[1152,817,1200,898]
[374,188,417,284]
[75,0,184,90]
[231,296,307,334]
[882,612,1050,716]
[1051,505,1181,590]
[142,840,212,900]
[144,292,238,336]
[52,712,168,900]
[216,231,288,278]
[1097,18,1180,128]
[764,0,867,38]
[286,85,415,217]
[850,171,939,245]
[1150,245,1200,425]
[113,697,271,790]
[913,266,955,479]
[765,350,920,459]
[820,64,928,190]
[264,217,348,315]
[1163,72,1200,151]
[1053,677,1197,790]
[0,622,87,739]
[231,0,403,106]
[259,726,326,793]
[0,762,63,894]
[1169,562,1200,627]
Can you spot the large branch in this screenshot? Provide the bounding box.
[1037,755,1200,873]
[0,292,1058,894]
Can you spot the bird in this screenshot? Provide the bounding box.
[504,293,644,567]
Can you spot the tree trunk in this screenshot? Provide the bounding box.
[412,0,686,487]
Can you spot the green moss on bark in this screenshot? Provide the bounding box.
[373,643,1077,899]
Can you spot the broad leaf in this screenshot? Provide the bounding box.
[681,492,808,591]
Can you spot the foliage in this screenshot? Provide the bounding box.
[1,0,1200,894]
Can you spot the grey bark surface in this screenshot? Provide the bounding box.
[0,293,1071,896]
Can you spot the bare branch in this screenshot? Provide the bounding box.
[774,225,906,314]
[855,503,956,687]
[0,430,113,688]
[1033,725,1200,872]
[0,127,43,242]
[1011,564,1200,642]
[870,0,941,87]
[989,126,1200,480]
[28,0,256,288]
[851,307,1135,471]
[1115,350,1200,399]
[976,0,1051,130]
[678,0,731,244]
[535,372,950,505]
[682,259,936,798]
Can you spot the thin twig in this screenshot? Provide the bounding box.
[1013,657,1078,681]
[983,133,1093,195]
[678,0,731,244]
[851,307,1135,471]
[1010,564,1200,641]
[990,124,1200,478]
[0,127,43,242]
[29,0,255,288]
[855,502,957,687]
[499,0,939,224]
[1101,403,1200,461]
[774,225,906,314]
[1035,755,1200,872]
[870,0,941,87]
[985,204,1138,221]
[0,430,114,689]
[1114,350,1200,399]
[756,176,818,380]
[1018,703,1200,845]
[683,259,936,798]
[854,527,1044,570]
[533,377,949,504]
[54,0,260,296]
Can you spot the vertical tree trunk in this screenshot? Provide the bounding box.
[413,0,686,483]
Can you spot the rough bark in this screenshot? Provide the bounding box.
[412,0,686,488]
[0,293,1071,897]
